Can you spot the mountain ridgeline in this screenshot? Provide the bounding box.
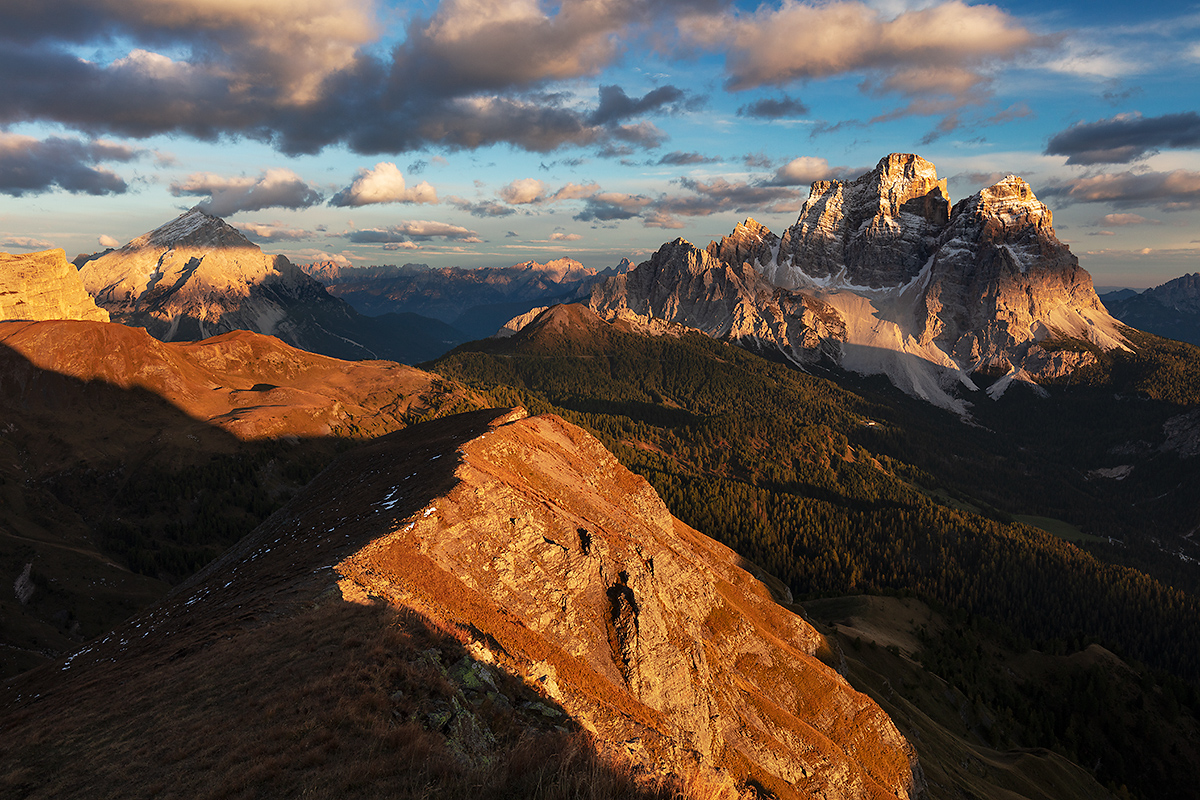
[587,154,1127,414]
[74,209,463,364]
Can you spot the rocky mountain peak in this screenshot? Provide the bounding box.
[865,153,949,224]
[134,207,257,252]
[590,152,1131,414]
[949,175,1053,244]
[770,152,950,289]
[705,217,780,269]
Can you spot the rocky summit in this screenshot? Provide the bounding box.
[77,209,375,359]
[588,153,1128,414]
[0,249,109,323]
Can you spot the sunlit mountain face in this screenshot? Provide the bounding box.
[0,1,1196,290]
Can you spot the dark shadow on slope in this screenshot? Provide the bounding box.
[0,408,689,799]
[0,328,480,677]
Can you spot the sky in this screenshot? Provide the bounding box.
[1,0,1198,288]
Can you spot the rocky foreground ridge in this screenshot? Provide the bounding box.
[0,249,109,323]
[2,408,918,799]
[588,154,1128,414]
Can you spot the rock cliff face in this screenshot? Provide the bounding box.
[589,153,1128,413]
[335,410,918,799]
[0,249,109,323]
[77,209,375,359]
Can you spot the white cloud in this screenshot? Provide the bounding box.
[98,234,120,248]
[170,168,323,216]
[329,162,438,207]
[682,0,1039,97]
[1,235,54,250]
[500,178,548,204]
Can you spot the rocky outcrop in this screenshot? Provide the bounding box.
[590,154,1129,413]
[334,410,917,798]
[0,249,109,323]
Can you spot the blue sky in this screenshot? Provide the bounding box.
[1,0,1198,288]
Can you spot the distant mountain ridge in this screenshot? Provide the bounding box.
[587,153,1128,414]
[75,209,464,363]
[1104,273,1200,346]
[306,255,630,340]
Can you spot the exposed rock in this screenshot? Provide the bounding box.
[0,249,109,323]
[769,153,949,289]
[495,306,549,338]
[590,153,1130,414]
[335,411,917,799]
[917,175,1124,377]
[77,208,371,357]
[9,408,917,798]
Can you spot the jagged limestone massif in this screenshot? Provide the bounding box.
[0,249,109,323]
[588,153,1129,414]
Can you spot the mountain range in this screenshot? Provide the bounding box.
[303,256,631,340]
[1103,273,1200,347]
[585,154,1127,414]
[2,152,1200,798]
[73,209,464,364]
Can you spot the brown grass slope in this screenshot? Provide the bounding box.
[0,319,477,676]
[2,408,915,799]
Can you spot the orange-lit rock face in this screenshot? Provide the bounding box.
[0,249,110,323]
[336,411,916,799]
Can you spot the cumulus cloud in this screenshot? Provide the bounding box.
[1044,169,1200,210]
[170,168,324,216]
[499,178,602,206]
[1045,111,1200,164]
[682,0,1039,97]
[764,156,857,186]
[574,192,655,222]
[0,133,136,196]
[344,221,483,244]
[587,84,696,125]
[233,222,318,242]
[0,1,711,157]
[657,177,803,219]
[1,236,54,250]
[500,178,549,204]
[329,162,437,207]
[98,234,120,248]
[738,94,809,119]
[550,232,583,241]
